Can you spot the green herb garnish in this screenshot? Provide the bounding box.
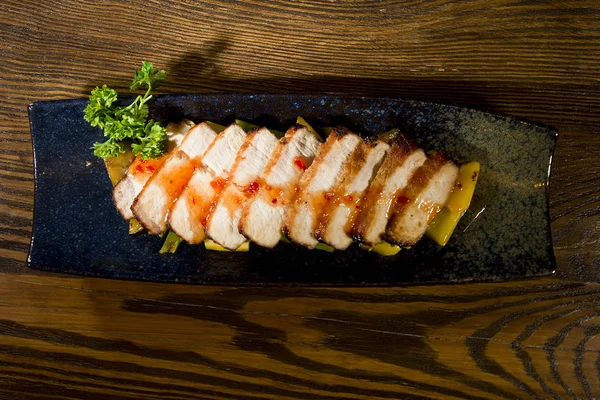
[84,61,168,160]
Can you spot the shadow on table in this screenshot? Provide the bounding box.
[167,47,493,109]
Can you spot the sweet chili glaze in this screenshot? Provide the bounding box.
[262,182,288,206]
[285,188,339,242]
[340,191,366,234]
[128,150,202,235]
[314,189,362,240]
[293,157,308,170]
[203,177,231,225]
[396,195,411,204]
[387,151,452,233]
[175,169,230,228]
[218,183,249,217]
[129,156,168,182]
[250,152,312,208]
[187,187,216,227]
[156,155,200,201]
[246,181,260,194]
[314,138,382,242]
[391,195,441,224]
[210,176,228,190]
[162,160,197,200]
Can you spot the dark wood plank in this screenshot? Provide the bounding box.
[551,132,600,281]
[0,274,599,399]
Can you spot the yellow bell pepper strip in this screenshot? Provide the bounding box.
[128,219,145,234]
[426,161,480,246]
[359,242,402,256]
[205,121,226,133]
[204,239,250,252]
[281,235,334,252]
[315,242,335,252]
[159,230,184,254]
[104,145,135,186]
[279,235,291,243]
[103,145,146,234]
[235,119,284,138]
[377,128,399,144]
[296,116,325,142]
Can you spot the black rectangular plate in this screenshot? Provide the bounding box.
[28,94,557,285]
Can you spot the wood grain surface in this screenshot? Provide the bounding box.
[1,275,600,399]
[0,0,599,398]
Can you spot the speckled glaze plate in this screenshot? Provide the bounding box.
[28,94,557,285]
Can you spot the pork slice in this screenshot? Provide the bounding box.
[112,120,194,220]
[285,127,362,248]
[168,167,216,244]
[351,134,426,246]
[130,123,218,234]
[385,152,459,246]
[168,123,247,244]
[239,125,321,248]
[206,128,278,250]
[316,139,389,250]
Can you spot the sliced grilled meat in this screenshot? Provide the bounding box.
[285,127,362,248]
[168,124,247,244]
[205,128,278,250]
[385,152,459,246]
[130,123,218,234]
[316,138,389,250]
[239,125,321,248]
[351,134,426,246]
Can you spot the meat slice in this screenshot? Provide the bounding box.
[315,139,389,250]
[169,124,247,244]
[285,127,362,248]
[112,120,194,220]
[351,134,427,246]
[385,152,459,245]
[130,123,218,234]
[239,125,321,248]
[205,128,278,250]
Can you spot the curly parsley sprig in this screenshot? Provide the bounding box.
[84,61,168,160]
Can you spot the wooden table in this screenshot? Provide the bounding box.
[1,1,599,398]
